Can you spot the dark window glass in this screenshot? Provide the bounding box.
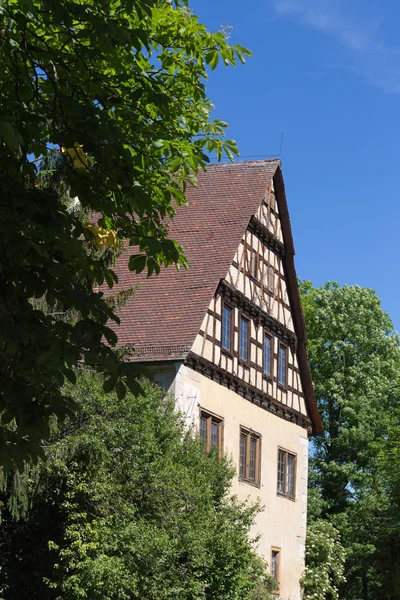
[263,334,272,376]
[239,317,248,361]
[277,450,285,494]
[271,549,280,584]
[222,305,232,351]
[278,345,286,385]
[287,453,295,497]
[200,416,207,442]
[277,448,296,498]
[200,410,223,453]
[211,421,218,447]
[249,436,256,481]
[239,433,246,478]
[250,249,258,279]
[239,429,261,485]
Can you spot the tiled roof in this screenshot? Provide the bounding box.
[111,159,280,358]
[107,159,322,434]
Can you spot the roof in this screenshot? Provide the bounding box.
[109,159,322,434]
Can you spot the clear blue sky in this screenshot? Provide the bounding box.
[191,0,400,332]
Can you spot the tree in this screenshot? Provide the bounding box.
[301,519,345,600]
[300,281,400,600]
[0,371,275,599]
[0,0,250,464]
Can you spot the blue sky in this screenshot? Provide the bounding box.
[191,0,400,332]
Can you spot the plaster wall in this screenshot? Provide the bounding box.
[173,363,308,600]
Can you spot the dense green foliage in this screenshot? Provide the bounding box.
[0,372,275,599]
[0,0,250,463]
[301,519,345,600]
[301,281,400,600]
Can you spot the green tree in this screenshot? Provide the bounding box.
[301,519,345,600]
[0,372,275,599]
[300,281,400,600]
[0,0,250,464]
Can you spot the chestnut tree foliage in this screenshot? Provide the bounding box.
[300,282,400,600]
[0,374,275,600]
[0,0,250,464]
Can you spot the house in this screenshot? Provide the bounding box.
[112,159,322,599]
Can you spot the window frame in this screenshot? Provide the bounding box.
[238,314,250,366]
[271,547,281,592]
[277,447,297,500]
[249,248,259,281]
[263,331,273,380]
[239,427,261,487]
[200,409,224,454]
[277,343,288,389]
[221,301,234,356]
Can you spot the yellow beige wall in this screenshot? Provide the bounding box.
[173,363,308,600]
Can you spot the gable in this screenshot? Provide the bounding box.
[108,160,322,433]
[189,178,310,427]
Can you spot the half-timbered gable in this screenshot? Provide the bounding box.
[189,174,310,429]
[109,159,322,600]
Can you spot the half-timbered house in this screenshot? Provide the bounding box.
[112,159,322,599]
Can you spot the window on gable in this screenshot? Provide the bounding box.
[239,316,249,363]
[271,547,281,591]
[200,410,223,452]
[277,448,296,499]
[278,343,287,387]
[222,303,233,352]
[239,428,261,485]
[250,248,259,279]
[263,332,273,378]
[267,265,274,293]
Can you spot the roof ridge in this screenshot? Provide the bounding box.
[205,158,281,169]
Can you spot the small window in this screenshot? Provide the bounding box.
[250,248,259,279]
[263,333,272,377]
[277,448,296,499]
[200,410,223,452]
[267,265,274,293]
[278,344,287,387]
[239,428,261,485]
[222,303,233,352]
[239,316,249,363]
[271,547,281,591]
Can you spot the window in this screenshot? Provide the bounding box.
[239,428,261,485]
[278,344,287,387]
[277,448,296,499]
[267,265,274,293]
[271,547,281,591]
[250,248,259,279]
[239,316,249,363]
[222,303,233,352]
[263,332,272,378]
[200,410,223,452]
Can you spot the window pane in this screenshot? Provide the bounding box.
[277,450,285,493]
[278,345,286,385]
[239,317,248,361]
[287,453,295,497]
[222,306,232,351]
[251,249,258,278]
[200,416,207,442]
[263,335,271,376]
[211,421,218,447]
[249,437,256,481]
[271,550,279,582]
[240,433,247,478]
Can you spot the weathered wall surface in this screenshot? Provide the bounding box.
[172,363,308,600]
